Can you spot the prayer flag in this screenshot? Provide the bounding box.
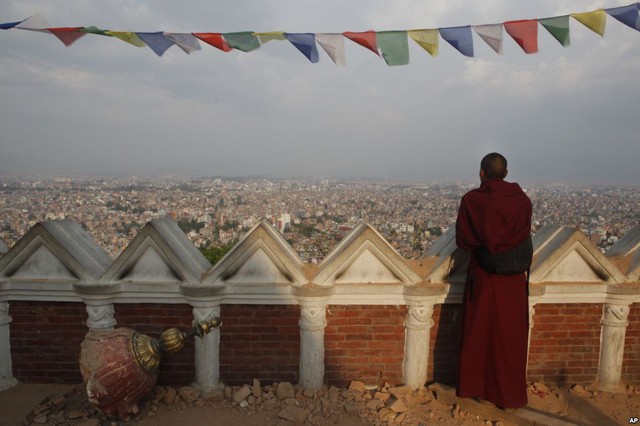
[105,31,145,47]
[504,20,538,54]
[15,14,49,33]
[606,3,640,31]
[223,32,260,52]
[193,32,231,52]
[439,26,474,57]
[256,32,286,44]
[539,16,570,47]
[315,33,346,66]
[343,31,379,56]
[80,26,110,36]
[473,24,503,54]
[408,29,438,57]
[284,33,319,63]
[376,31,409,66]
[571,10,607,37]
[136,32,175,56]
[46,27,86,46]
[164,33,201,54]
[0,20,24,30]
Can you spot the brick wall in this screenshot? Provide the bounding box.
[114,303,195,386]
[10,301,86,384]
[623,303,640,383]
[528,303,602,384]
[219,304,300,386]
[324,305,406,387]
[429,304,462,385]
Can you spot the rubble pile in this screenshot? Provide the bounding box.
[22,380,518,425]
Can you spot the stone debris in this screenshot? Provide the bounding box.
[21,379,545,426]
[233,386,252,404]
[163,387,177,405]
[252,378,261,398]
[178,386,200,403]
[570,384,586,395]
[276,381,295,400]
[277,405,311,423]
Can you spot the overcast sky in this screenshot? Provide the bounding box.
[0,0,639,185]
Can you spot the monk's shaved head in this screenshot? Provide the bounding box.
[480,152,508,180]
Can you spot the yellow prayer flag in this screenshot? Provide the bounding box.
[571,9,607,37]
[408,29,439,57]
[255,32,285,44]
[105,31,146,47]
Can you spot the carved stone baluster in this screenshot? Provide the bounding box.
[598,303,631,392]
[403,303,434,389]
[0,301,18,391]
[86,303,116,330]
[192,305,222,392]
[299,304,327,390]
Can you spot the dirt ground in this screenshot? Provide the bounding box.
[1,380,640,426]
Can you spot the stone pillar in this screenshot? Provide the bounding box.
[0,301,18,391]
[299,304,327,390]
[192,305,222,393]
[85,303,116,330]
[402,303,434,389]
[598,303,631,392]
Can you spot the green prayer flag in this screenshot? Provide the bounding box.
[376,31,409,66]
[223,32,260,52]
[539,16,570,47]
[80,26,110,36]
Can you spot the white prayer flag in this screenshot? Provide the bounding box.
[473,24,503,54]
[315,33,346,66]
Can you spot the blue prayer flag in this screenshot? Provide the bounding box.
[439,26,474,57]
[284,33,319,63]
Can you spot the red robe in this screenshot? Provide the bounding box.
[455,178,532,409]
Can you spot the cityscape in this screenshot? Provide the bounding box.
[1,175,638,263]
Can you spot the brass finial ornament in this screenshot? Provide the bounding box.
[130,318,223,373]
[80,318,222,420]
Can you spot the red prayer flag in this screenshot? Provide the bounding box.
[343,31,379,56]
[193,32,232,52]
[503,20,538,54]
[46,27,86,46]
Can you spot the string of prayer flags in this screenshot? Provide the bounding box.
[539,16,571,47]
[439,26,474,57]
[606,3,640,31]
[193,33,231,52]
[571,9,607,37]
[504,20,539,54]
[284,33,319,63]
[473,24,503,54]
[2,3,640,66]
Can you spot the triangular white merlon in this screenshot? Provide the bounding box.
[224,248,290,284]
[335,249,400,284]
[120,246,180,282]
[543,250,603,282]
[11,245,77,280]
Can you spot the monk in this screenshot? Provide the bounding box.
[455,152,532,409]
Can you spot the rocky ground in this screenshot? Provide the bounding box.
[4,380,640,426]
